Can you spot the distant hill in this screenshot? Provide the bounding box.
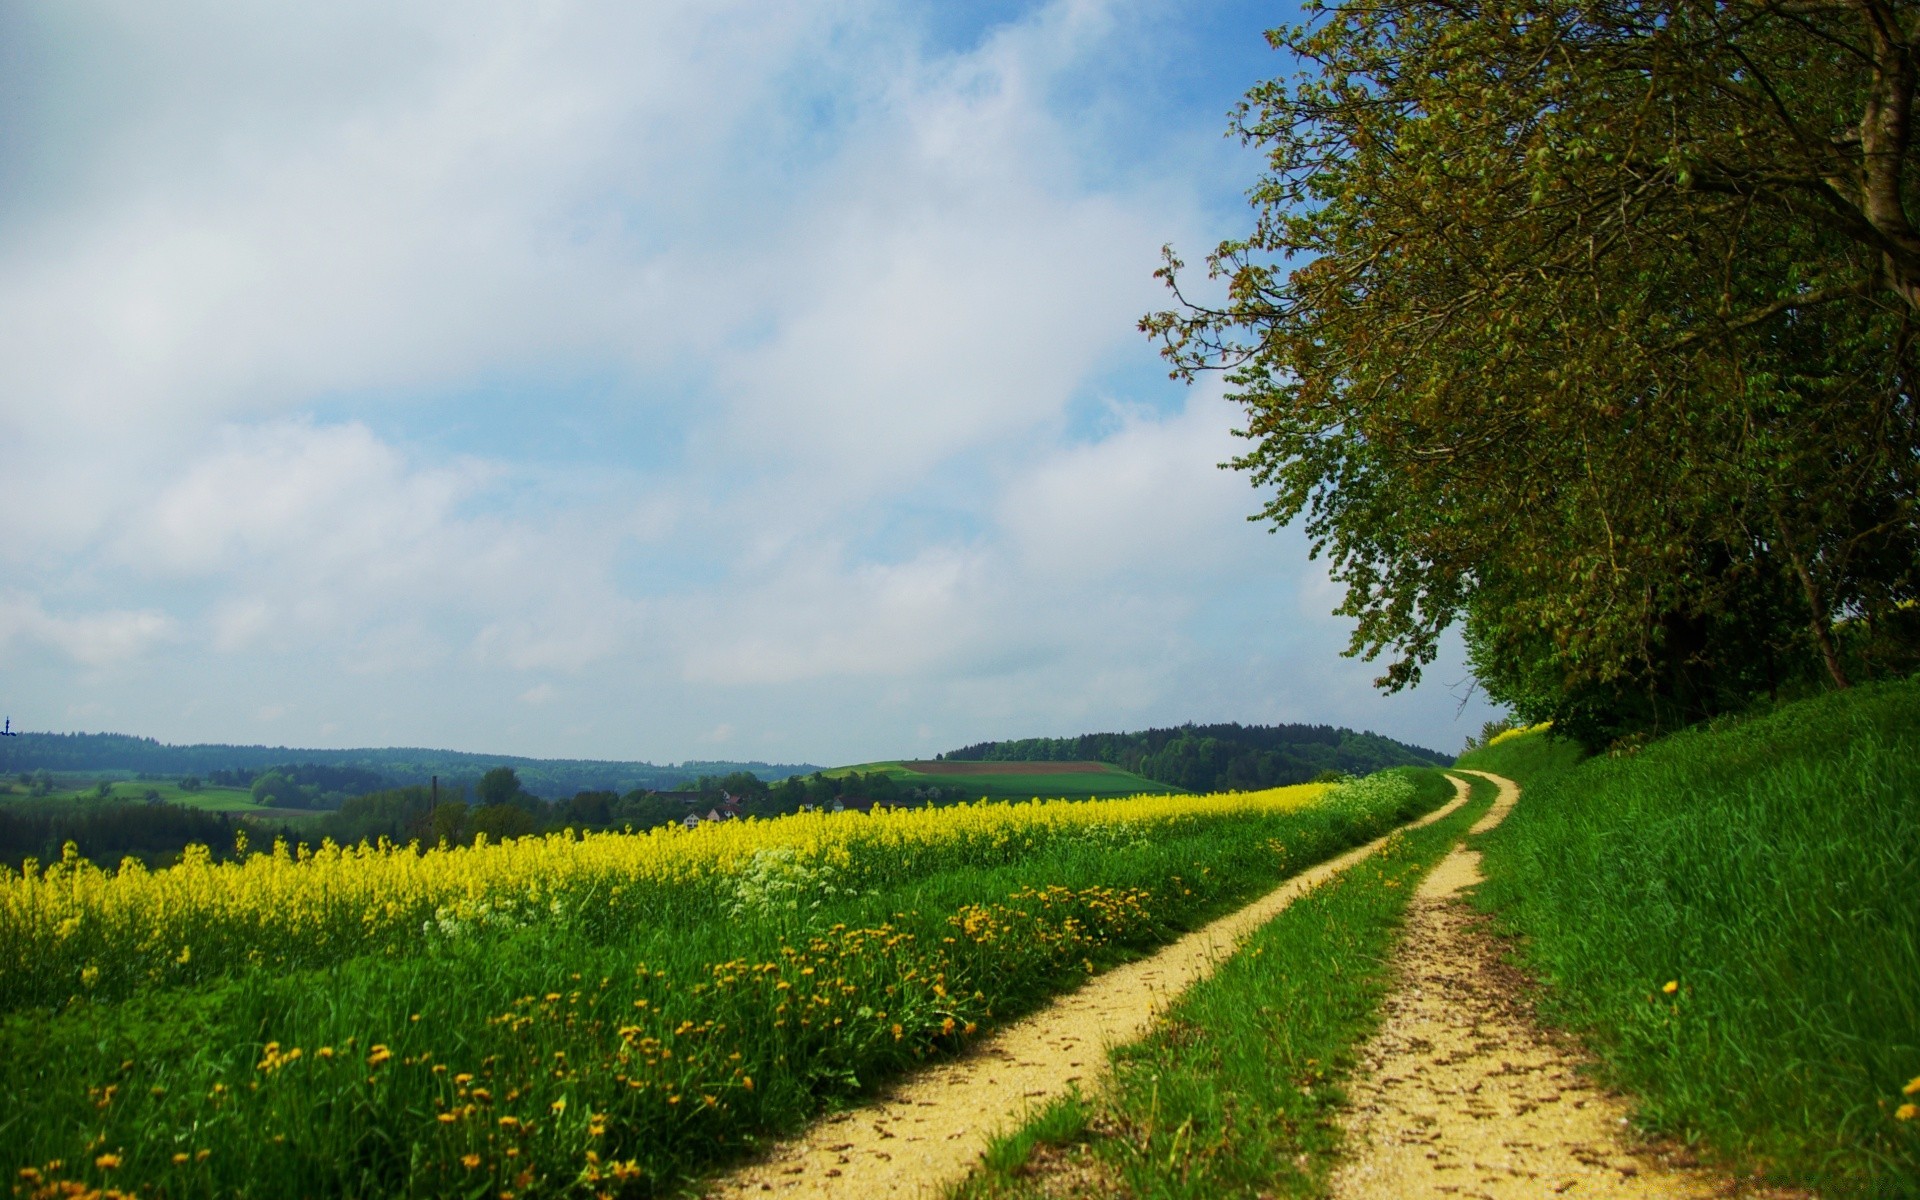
[822,759,1182,801]
[0,732,818,800]
[938,722,1450,793]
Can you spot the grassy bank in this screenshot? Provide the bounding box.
[1462,680,1920,1195]
[1,777,1446,1198]
[953,770,1488,1199]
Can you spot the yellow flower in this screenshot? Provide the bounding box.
[366,1045,392,1067]
[1904,1075,1920,1097]
[437,1112,459,1124]
[1896,1103,1917,1122]
[1661,980,1679,995]
[550,1097,567,1115]
[95,1153,122,1170]
[171,1152,190,1165]
[461,1153,482,1169]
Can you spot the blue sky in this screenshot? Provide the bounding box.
[0,0,1501,764]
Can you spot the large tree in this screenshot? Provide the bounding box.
[1148,0,1920,736]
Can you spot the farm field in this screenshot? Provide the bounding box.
[823,758,1181,800]
[0,778,301,819]
[0,772,1446,1198]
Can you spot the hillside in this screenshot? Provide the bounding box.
[823,758,1182,800]
[939,721,1449,792]
[0,731,818,800]
[1459,679,1920,1194]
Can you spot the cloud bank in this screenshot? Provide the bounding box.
[0,0,1498,762]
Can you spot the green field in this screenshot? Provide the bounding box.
[0,777,310,819]
[823,759,1183,800]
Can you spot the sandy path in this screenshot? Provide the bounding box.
[1329,770,1740,1200]
[705,777,1475,1200]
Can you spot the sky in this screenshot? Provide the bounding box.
[0,0,1502,765]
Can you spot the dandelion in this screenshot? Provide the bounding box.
[366,1045,393,1067]
[1896,1103,1917,1122]
[171,1153,189,1165]
[461,1154,483,1170]
[95,1153,122,1170]
[1662,980,1679,995]
[1905,1075,1920,1096]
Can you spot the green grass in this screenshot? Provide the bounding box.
[1451,727,1585,785]
[0,778,1445,1198]
[825,760,1183,800]
[953,770,1490,1200]
[1465,680,1920,1196]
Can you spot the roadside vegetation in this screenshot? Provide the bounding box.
[1461,679,1920,1196]
[954,771,1487,1199]
[0,776,1447,1198]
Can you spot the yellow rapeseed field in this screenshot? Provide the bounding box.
[0,786,1324,1010]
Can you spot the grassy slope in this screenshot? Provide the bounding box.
[1460,680,1920,1196]
[823,760,1183,799]
[955,769,1489,1199]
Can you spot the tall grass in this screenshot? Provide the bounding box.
[0,776,1443,1199]
[1467,680,1920,1195]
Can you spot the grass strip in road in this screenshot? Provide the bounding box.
[952,773,1495,1200]
[1464,679,1920,1197]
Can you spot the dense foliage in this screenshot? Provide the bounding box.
[1147,0,1920,744]
[939,722,1449,791]
[0,801,250,873]
[1466,680,1920,1193]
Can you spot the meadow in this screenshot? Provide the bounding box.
[0,779,269,814]
[1463,680,1920,1195]
[0,774,1445,1198]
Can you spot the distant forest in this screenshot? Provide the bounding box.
[0,732,818,799]
[939,723,1450,793]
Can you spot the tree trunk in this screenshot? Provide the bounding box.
[1784,540,1853,690]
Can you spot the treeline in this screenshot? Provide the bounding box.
[0,733,819,799]
[0,802,294,872]
[939,723,1449,793]
[295,768,959,850]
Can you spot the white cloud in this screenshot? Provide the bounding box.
[0,594,179,667]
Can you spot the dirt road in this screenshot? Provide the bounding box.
[704,778,1475,1200]
[1329,770,1757,1199]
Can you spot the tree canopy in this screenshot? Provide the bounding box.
[1147,0,1920,744]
